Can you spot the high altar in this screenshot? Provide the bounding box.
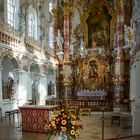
[56,1,115,101]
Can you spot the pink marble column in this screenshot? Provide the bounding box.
[114,0,125,105]
[63,2,70,61]
[62,1,72,101]
[116,0,125,49]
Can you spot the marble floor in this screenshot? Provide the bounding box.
[0,112,140,140]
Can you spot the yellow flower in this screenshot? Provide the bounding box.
[44,124,49,130]
[71,121,76,125]
[53,124,56,129]
[51,121,55,125]
[76,130,80,135]
[71,115,76,119]
[53,114,58,117]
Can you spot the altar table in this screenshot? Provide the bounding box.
[19,105,57,133]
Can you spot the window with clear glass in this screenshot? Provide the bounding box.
[49,1,54,48]
[28,14,34,37]
[7,0,15,28]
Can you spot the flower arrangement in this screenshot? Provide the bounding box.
[45,109,83,140]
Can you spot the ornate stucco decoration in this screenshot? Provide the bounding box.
[19,55,30,72]
[40,64,48,75]
[123,25,136,56]
[63,2,70,16]
[26,36,41,49]
[124,25,135,48]
[30,61,40,81]
[76,54,110,91]
[133,0,140,20]
[1,48,13,59]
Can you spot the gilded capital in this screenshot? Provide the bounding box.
[116,50,125,61]
[64,79,72,87]
[63,3,70,16]
[116,0,125,7]
[52,8,58,17]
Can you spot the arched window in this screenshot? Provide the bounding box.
[7,0,16,28]
[2,57,19,100]
[27,5,38,40]
[48,1,54,48]
[28,13,34,37]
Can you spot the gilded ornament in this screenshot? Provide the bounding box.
[51,8,58,17]
[63,3,70,16]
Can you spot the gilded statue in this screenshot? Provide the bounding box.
[98,63,110,89]
[76,55,110,91]
[88,60,99,90]
[123,25,135,49]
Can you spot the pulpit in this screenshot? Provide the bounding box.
[19,105,57,133]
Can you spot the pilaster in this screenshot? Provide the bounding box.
[113,0,125,108]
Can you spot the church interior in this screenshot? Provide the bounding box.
[0,0,140,139]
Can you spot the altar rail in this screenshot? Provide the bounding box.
[77,90,107,100]
[45,99,113,111]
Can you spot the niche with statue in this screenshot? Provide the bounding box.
[47,69,55,97]
[30,63,40,105]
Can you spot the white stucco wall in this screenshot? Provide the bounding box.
[131,51,140,135]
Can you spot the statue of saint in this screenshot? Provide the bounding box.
[56,29,64,52]
[124,25,135,48]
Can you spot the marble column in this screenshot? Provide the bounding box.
[113,0,125,107]
[62,1,72,102]
[0,55,3,111]
[52,6,58,58]
[63,2,70,61]
[0,67,2,108]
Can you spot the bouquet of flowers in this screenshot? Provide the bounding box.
[44,109,83,140]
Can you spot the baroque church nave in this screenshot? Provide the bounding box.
[0,0,140,139]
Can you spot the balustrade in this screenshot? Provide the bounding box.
[0,21,20,47]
